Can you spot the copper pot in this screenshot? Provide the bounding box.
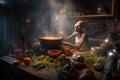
[39,36,63,49]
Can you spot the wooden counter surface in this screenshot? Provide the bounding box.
[0,55,57,80]
[0,54,120,80]
[18,65,57,80]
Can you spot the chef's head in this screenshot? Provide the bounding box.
[74,21,87,32]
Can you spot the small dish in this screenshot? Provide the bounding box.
[48,49,61,57]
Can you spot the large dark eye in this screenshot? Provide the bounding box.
[75,26,80,32]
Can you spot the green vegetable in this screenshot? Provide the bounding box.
[30,55,62,70]
[93,62,104,71]
[56,66,70,74]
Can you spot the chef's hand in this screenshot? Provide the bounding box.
[62,41,71,45]
[58,31,65,38]
[63,37,68,40]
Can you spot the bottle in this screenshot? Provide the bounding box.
[100,32,115,56]
[97,5,103,14]
[100,32,119,80]
[104,32,116,43]
[113,41,120,73]
[104,32,120,73]
[100,47,115,80]
[21,41,28,58]
[101,41,120,80]
[103,48,116,73]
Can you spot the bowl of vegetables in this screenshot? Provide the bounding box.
[48,49,61,57]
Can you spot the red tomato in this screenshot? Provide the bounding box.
[49,51,59,57]
[50,52,59,57]
[52,50,59,53]
[12,60,21,66]
[24,57,32,65]
[48,50,61,57]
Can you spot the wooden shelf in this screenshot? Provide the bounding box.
[65,0,116,18]
[68,14,115,18]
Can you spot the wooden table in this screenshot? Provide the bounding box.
[0,54,120,80]
[0,55,55,80]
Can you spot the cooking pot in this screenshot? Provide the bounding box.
[39,36,63,50]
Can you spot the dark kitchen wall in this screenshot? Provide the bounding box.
[0,0,15,56]
[0,0,33,56]
[0,0,51,56]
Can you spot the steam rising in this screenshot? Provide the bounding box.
[34,0,73,38]
[49,0,66,33]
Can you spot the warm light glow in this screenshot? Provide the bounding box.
[59,31,64,36]
[40,36,61,40]
[72,53,77,58]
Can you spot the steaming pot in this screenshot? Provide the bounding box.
[39,36,63,50]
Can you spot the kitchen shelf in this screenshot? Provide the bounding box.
[68,14,115,18]
[65,0,116,18]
